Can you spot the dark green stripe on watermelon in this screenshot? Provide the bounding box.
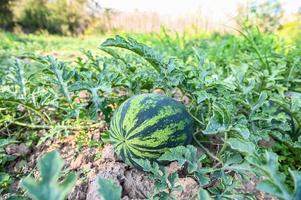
[109,93,193,167]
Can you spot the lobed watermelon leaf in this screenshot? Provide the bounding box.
[198,188,213,200]
[21,151,77,200]
[97,177,122,200]
[251,91,268,114]
[246,151,296,200]
[226,138,256,154]
[289,169,301,200]
[158,145,199,173]
[101,35,165,73]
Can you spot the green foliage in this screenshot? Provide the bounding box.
[97,177,122,200]
[159,145,200,173]
[246,151,301,200]
[13,0,90,35]
[249,0,283,32]
[101,35,165,72]
[1,27,301,199]
[21,151,77,200]
[134,158,182,200]
[100,34,301,199]
[0,138,16,192]
[198,188,213,200]
[0,0,15,29]
[0,138,17,167]
[0,172,12,193]
[158,145,210,187]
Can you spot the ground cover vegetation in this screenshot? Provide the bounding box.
[0,0,301,199]
[1,25,301,199]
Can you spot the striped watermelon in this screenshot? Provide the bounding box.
[109,93,193,167]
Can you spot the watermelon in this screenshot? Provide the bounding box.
[109,93,193,167]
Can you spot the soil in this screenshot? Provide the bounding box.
[3,126,277,200]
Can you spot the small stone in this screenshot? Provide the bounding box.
[12,160,27,173]
[101,144,118,162]
[167,162,182,175]
[86,162,127,200]
[68,180,88,200]
[5,143,30,156]
[182,95,190,105]
[172,177,199,200]
[17,105,26,112]
[70,154,85,169]
[258,137,275,148]
[153,89,165,95]
[123,169,154,199]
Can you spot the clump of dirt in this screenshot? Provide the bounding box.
[85,162,127,200]
[258,137,276,148]
[238,174,278,200]
[86,150,200,200]
[123,169,154,199]
[172,177,199,199]
[84,144,153,199]
[5,143,30,157]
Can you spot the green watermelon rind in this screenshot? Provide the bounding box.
[109,93,193,167]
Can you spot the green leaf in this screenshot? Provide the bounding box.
[203,110,226,135]
[226,138,255,154]
[158,146,189,166]
[166,59,176,73]
[194,91,210,103]
[232,124,250,139]
[194,171,210,186]
[44,56,72,103]
[21,151,77,200]
[97,177,122,200]
[158,145,199,173]
[203,102,231,135]
[247,151,292,200]
[256,180,282,197]
[252,91,267,113]
[198,188,213,200]
[133,158,153,172]
[289,169,301,200]
[0,172,10,186]
[0,138,17,148]
[101,36,164,72]
[101,131,110,144]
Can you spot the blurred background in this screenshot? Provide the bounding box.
[0,0,300,35]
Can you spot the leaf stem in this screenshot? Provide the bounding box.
[193,132,222,164]
[271,99,301,129]
[8,120,104,130]
[189,112,204,126]
[217,132,228,158]
[0,98,50,123]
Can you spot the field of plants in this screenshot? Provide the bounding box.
[0,26,301,200]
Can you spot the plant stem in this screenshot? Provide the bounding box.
[189,112,204,125]
[10,121,104,130]
[0,98,50,123]
[192,132,222,164]
[272,99,301,128]
[217,132,228,158]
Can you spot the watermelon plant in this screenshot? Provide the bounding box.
[1,25,301,199]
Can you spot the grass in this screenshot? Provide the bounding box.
[0,32,106,60]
